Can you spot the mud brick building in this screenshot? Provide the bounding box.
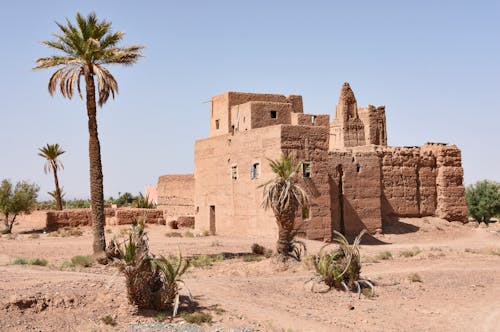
[153,83,468,240]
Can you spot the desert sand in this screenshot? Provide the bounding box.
[0,217,499,331]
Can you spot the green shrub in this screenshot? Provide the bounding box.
[0,179,39,233]
[133,193,156,209]
[13,258,28,265]
[63,199,91,209]
[180,312,213,325]
[70,255,93,267]
[242,254,263,262]
[466,180,500,223]
[29,258,48,266]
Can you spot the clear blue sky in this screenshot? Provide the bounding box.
[0,1,498,199]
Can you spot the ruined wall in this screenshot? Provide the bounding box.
[379,147,422,218]
[431,144,468,222]
[329,149,383,235]
[358,105,387,146]
[157,174,195,223]
[377,144,467,222]
[45,208,164,229]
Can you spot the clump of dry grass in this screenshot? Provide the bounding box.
[408,273,423,283]
[165,232,182,238]
[180,312,213,325]
[376,251,393,260]
[399,247,422,258]
[251,243,273,258]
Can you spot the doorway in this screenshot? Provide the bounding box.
[209,205,216,235]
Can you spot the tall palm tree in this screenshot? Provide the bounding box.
[34,12,144,255]
[260,153,309,261]
[38,143,65,210]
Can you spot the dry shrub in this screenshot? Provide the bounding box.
[408,273,423,283]
[180,312,213,325]
[308,230,374,297]
[107,221,191,315]
[251,243,273,258]
[165,232,182,238]
[399,247,422,258]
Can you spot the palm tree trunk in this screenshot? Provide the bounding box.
[85,65,106,255]
[52,164,63,210]
[275,210,295,257]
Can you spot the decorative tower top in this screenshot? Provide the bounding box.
[336,82,358,120]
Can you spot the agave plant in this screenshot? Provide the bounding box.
[309,230,374,298]
[108,221,190,314]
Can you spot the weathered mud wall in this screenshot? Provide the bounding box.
[45,208,164,229]
[157,174,195,223]
[329,150,382,235]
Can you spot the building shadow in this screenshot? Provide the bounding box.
[381,194,420,234]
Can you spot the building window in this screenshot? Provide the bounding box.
[270,111,277,119]
[302,162,311,178]
[302,206,310,220]
[356,164,361,173]
[231,166,238,181]
[215,119,220,130]
[311,115,316,125]
[251,163,260,179]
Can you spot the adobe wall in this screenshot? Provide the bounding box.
[210,92,303,137]
[291,113,330,127]
[379,147,422,218]
[328,150,383,235]
[45,208,164,229]
[424,144,468,222]
[377,144,467,222]
[194,124,330,240]
[230,101,293,132]
[194,125,283,237]
[157,174,195,222]
[280,125,331,240]
[358,105,387,146]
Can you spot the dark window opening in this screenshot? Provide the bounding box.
[215,119,220,130]
[356,164,361,173]
[311,115,316,125]
[251,163,260,179]
[302,162,311,178]
[231,166,238,181]
[302,207,310,220]
[270,111,277,119]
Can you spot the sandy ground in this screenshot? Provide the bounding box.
[0,216,499,332]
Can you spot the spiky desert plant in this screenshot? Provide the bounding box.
[260,153,309,262]
[109,221,190,314]
[38,143,65,210]
[34,12,144,255]
[309,230,373,297]
[151,253,191,316]
[133,193,156,209]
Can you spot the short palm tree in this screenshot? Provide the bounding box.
[260,153,309,261]
[38,143,65,210]
[34,12,143,255]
